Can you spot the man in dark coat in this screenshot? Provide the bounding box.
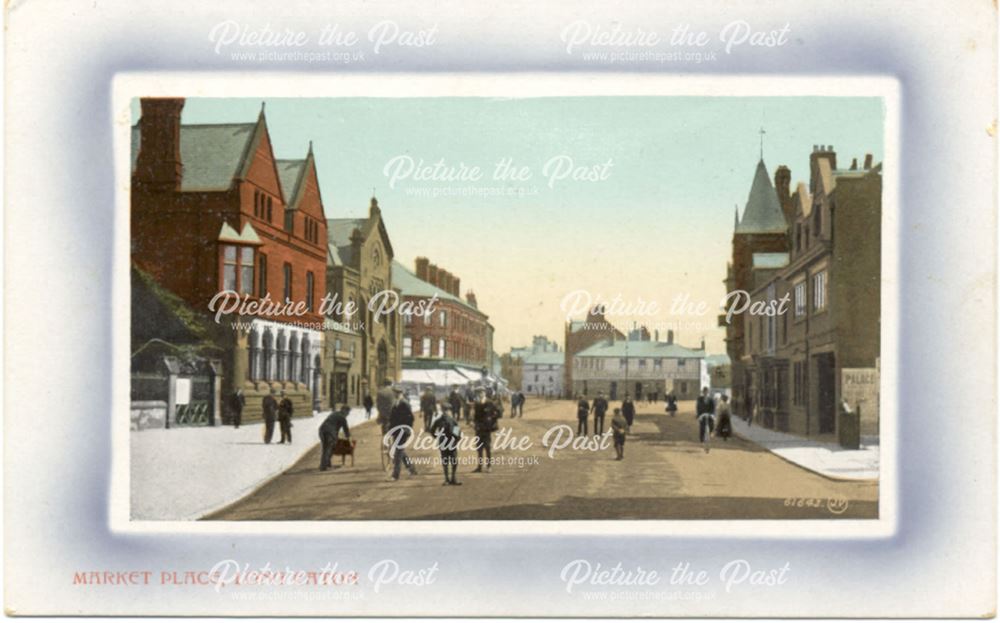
[319,406,351,470]
[229,389,245,429]
[621,394,636,432]
[429,405,462,485]
[591,391,609,436]
[448,386,463,423]
[576,395,590,436]
[419,387,437,431]
[517,391,526,417]
[472,391,498,473]
[278,390,294,443]
[362,393,374,419]
[261,390,278,444]
[463,387,475,424]
[388,391,418,480]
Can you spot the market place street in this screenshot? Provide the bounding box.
[206,400,878,520]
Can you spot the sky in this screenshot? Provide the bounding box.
[131,96,884,355]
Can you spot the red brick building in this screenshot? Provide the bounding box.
[131,98,329,422]
[391,258,492,369]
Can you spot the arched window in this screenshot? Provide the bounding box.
[262,328,274,381]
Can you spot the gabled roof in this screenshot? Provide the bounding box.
[131,122,258,192]
[735,159,788,235]
[576,339,705,359]
[390,260,486,317]
[276,159,307,209]
[795,182,812,217]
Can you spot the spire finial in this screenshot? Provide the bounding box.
[759,126,766,160]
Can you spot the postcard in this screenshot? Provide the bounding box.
[4,0,996,617]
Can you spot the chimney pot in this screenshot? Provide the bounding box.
[415,257,429,281]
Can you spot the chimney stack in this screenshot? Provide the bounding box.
[864,153,873,170]
[654,329,660,342]
[428,263,439,286]
[415,257,429,281]
[136,97,185,192]
[667,330,674,345]
[452,277,460,297]
[700,337,706,351]
[850,158,858,170]
[466,291,478,308]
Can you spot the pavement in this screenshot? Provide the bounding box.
[130,406,373,521]
[206,399,879,520]
[730,416,879,480]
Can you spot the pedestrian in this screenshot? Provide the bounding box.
[261,389,278,444]
[621,394,635,433]
[716,394,733,441]
[696,386,716,453]
[472,390,498,473]
[430,405,462,485]
[463,387,475,424]
[318,404,351,471]
[611,407,628,460]
[448,385,463,423]
[229,388,245,429]
[388,389,418,480]
[278,390,294,444]
[375,379,395,435]
[517,391,526,417]
[362,393,374,420]
[576,395,590,436]
[591,391,609,436]
[420,386,437,432]
[666,392,678,417]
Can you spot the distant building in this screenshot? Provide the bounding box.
[571,338,705,401]
[701,354,732,397]
[392,258,492,370]
[564,306,626,398]
[503,336,564,396]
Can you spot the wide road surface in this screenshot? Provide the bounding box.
[207,399,878,520]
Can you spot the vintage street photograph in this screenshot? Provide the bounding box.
[129,94,883,521]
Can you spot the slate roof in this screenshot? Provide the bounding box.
[523,351,565,366]
[131,123,258,192]
[276,159,307,209]
[326,218,367,267]
[576,339,705,359]
[735,159,788,234]
[390,260,486,317]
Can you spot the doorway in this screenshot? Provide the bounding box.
[816,353,836,434]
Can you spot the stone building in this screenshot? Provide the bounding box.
[325,196,402,407]
[720,157,792,415]
[735,146,882,439]
[504,336,563,396]
[392,258,493,370]
[131,98,328,425]
[571,338,705,401]
[564,306,626,398]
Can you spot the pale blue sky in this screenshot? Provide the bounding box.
[132,97,884,354]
